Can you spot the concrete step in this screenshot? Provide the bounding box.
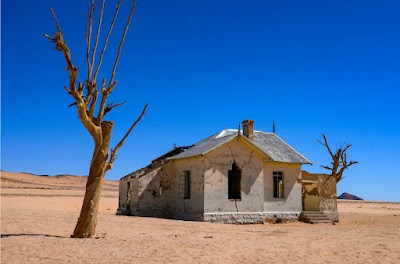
[302,211,323,214]
[300,211,333,224]
[306,215,330,219]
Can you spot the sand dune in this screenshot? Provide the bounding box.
[1,171,400,263]
[1,171,118,190]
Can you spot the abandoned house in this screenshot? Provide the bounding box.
[117,120,338,223]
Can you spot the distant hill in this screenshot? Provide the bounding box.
[338,192,363,200]
[0,170,118,191]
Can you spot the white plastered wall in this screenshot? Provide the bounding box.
[263,162,302,213]
[202,139,265,213]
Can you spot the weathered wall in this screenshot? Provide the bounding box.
[263,163,302,214]
[134,167,169,217]
[301,171,338,221]
[203,139,265,214]
[167,158,205,220]
[317,173,338,221]
[118,138,305,223]
[117,166,168,216]
[117,158,205,220]
[117,176,129,215]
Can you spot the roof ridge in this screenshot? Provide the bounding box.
[254,130,273,134]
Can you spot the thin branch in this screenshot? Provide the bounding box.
[336,161,358,182]
[68,102,78,108]
[93,0,123,82]
[105,103,148,171]
[95,78,109,124]
[320,165,333,171]
[86,0,96,82]
[108,0,137,88]
[104,101,127,116]
[90,0,105,82]
[342,143,352,154]
[50,8,62,33]
[317,134,334,158]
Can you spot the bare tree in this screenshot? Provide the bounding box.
[317,134,358,182]
[44,0,147,238]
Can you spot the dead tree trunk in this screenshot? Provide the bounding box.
[318,134,358,182]
[45,0,147,238]
[73,122,112,237]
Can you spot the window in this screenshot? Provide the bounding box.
[228,162,242,199]
[126,181,132,209]
[179,170,191,199]
[273,171,284,198]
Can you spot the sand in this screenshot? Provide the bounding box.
[1,171,400,263]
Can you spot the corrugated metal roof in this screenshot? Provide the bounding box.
[253,132,311,164]
[168,130,237,160]
[168,129,311,164]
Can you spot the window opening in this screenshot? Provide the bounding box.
[273,171,284,198]
[179,170,191,199]
[126,181,132,209]
[184,171,191,199]
[228,162,242,199]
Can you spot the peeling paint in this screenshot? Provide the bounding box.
[301,171,339,221]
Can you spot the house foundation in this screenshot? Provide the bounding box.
[203,212,301,224]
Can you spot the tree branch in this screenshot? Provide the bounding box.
[336,161,358,182]
[45,8,101,142]
[319,133,358,182]
[95,78,110,124]
[90,0,105,82]
[104,101,126,116]
[86,0,96,82]
[342,143,352,154]
[317,134,334,158]
[88,90,99,118]
[93,0,122,82]
[108,0,137,89]
[105,103,148,171]
[320,165,333,171]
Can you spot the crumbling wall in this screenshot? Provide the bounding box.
[318,173,338,221]
[301,171,338,221]
[119,158,205,220]
[116,177,130,215]
[168,158,205,220]
[202,139,264,214]
[134,166,169,217]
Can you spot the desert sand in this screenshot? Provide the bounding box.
[1,171,400,263]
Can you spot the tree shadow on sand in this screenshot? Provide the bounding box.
[1,233,67,239]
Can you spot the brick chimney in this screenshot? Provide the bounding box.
[242,120,254,141]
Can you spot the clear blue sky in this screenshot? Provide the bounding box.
[2,0,400,202]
